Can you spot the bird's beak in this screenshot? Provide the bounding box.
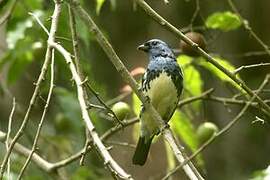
[137,44,149,52]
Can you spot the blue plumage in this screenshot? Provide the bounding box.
[133,39,183,165]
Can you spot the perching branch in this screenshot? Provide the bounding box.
[163,74,270,180]
[134,0,270,116]
[48,40,132,179]
[0,1,61,178]
[0,118,139,174]
[68,1,203,179]
[17,49,55,179]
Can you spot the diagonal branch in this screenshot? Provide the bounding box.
[163,74,270,180]
[134,0,270,116]
[48,41,132,179]
[17,49,55,179]
[0,2,61,178]
[0,118,139,174]
[68,1,203,179]
[227,0,270,56]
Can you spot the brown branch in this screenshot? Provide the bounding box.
[18,49,55,179]
[227,0,270,56]
[69,1,203,179]
[49,118,139,171]
[134,0,270,116]
[163,74,270,180]
[0,1,61,178]
[5,98,16,180]
[0,118,139,174]
[233,62,270,74]
[49,41,132,179]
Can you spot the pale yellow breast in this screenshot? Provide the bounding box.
[141,71,179,137]
[145,71,178,118]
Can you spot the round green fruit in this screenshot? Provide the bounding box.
[111,101,131,121]
[196,122,218,144]
[180,32,206,57]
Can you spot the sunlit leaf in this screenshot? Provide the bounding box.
[171,110,198,151]
[250,165,270,180]
[206,11,241,31]
[178,55,203,96]
[96,0,106,15]
[170,110,204,166]
[177,55,203,109]
[7,50,33,84]
[7,10,43,49]
[198,56,241,90]
[132,93,141,116]
[132,93,141,142]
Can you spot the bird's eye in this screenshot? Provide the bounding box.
[152,41,158,46]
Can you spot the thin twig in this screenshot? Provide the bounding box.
[68,4,91,166]
[189,0,200,31]
[28,12,49,35]
[227,0,270,56]
[134,0,270,116]
[105,141,136,148]
[85,82,124,126]
[178,88,214,107]
[233,62,270,74]
[17,49,55,179]
[0,118,139,174]
[79,129,91,166]
[5,98,16,180]
[49,118,139,170]
[0,131,53,172]
[178,89,270,117]
[0,2,61,178]
[163,74,270,180]
[49,41,132,179]
[69,1,203,180]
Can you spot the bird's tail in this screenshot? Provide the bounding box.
[132,136,153,165]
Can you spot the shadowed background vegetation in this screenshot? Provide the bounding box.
[0,0,270,179]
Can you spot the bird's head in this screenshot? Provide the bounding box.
[137,39,174,57]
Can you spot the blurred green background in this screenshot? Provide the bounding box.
[0,0,270,179]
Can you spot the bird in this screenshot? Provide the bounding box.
[132,39,184,165]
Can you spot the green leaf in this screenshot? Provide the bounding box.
[206,11,241,31]
[71,167,98,180]
[171,110,198,152]
[96,0,106,15]
[198,56,241,90]
[250,166,270,180]
[6,10,43,49]
[177,55,203,110]
[132,93,141,142]
[178,55,203,96]
[7,50,33,84]
[170,110,204,166]
[54,87,83,133]
[132,93,141,116]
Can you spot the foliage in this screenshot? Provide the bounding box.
[206,11,242,31]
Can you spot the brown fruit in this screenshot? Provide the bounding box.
[180,32,206,56]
